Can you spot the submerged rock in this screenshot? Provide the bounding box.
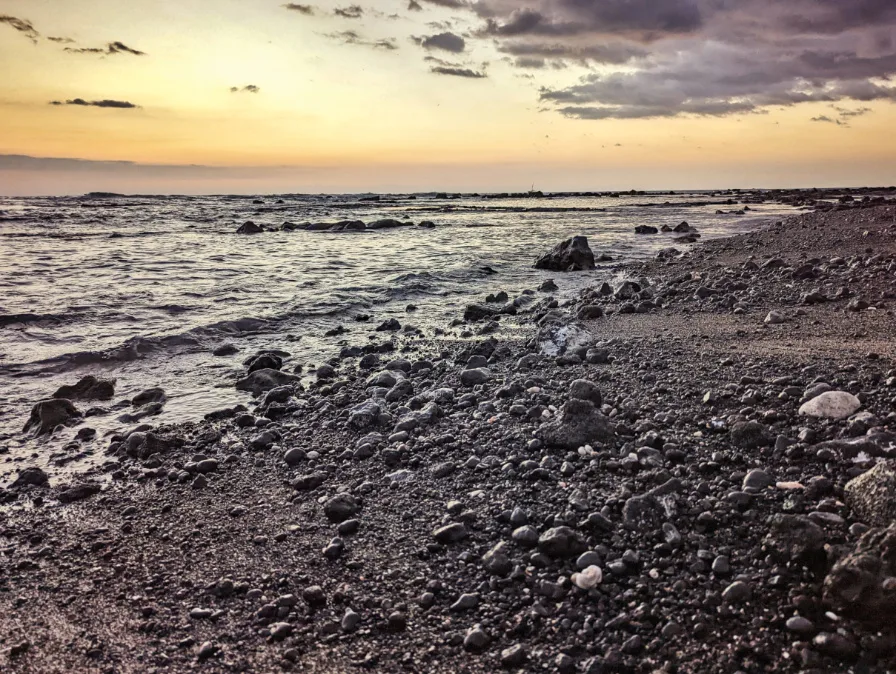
[236,222,263,234]
[534,236,596,272]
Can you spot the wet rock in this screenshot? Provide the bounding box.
[125,432,175,460]
[23,399,81,436]
[10,467,49,489]
[539,279,558,292]
[53,375,115,401]
[844,463,896,526]
[577,305,604,320]
[245,353,282,374]
[236,222,263,234]
[537,399,615,449]
[799,391,862,420]
[235,369,300,395]
[534,236,596,272]
[213,343,239,356]
[376,318,401,332]
[823,523,896,624]
[635,225,658,234]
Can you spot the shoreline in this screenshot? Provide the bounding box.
[3,201,896,672]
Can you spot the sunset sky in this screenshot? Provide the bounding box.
[1,0,896,194]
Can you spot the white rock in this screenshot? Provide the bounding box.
[764,311,786,324]
[572,565,603,590]
[799,391,861,420]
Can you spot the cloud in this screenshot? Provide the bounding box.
[50,99,139,109]
[334,5,363,19]
[0,14,39,42]
[283,3,315,14]
[418,0,469,7]
[431,65,486,78]
[408,0,423,10]
[810,115,835,123]
[419,31,466,52]
[323,31,398,50]
[65,41,146,56]
[230,85,261,93]
[47,36,75,44]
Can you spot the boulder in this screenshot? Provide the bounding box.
[823,523,896,625]
[763,514,825,560]
[132,387,166,406]
[10,467,49,489]
[634,225,658,234]
[235,369,300,395]
[52,375,115,401]
[23,399,81,436]
[537,399,615,449]
[844,463,896,526]
[730,421,771,449]
[460,368,491,387]
[799,391,861,420]
[534,236,596,272]
[245,353,282,374]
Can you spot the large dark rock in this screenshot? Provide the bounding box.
[23,399,81,436]
[235,369,300,395]
[53,375,115,401]
[236,221,263,234]
[10,467,49,489]
[634,225,658,234]
[763,514,825,560]
[245,353,283,374]
[844,463,896,526]
[534,236,596,272]
[536,399,615,449]
[823,523,896,625]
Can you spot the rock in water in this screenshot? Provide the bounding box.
[236,221,263,234]
[23,399,81,436]
[844,463,896,526]
[235,369,300,395]
[634,225,658,234]
[799,391,861,420]
[10,467,49,489]
[537,399,615,449]
[823,523,896,624]
[53,375,115,401]
[534,236,596,272]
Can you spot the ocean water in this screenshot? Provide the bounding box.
[0,191,797,470]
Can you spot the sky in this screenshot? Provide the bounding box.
[1,0,895,195]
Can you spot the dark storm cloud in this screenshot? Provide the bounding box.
[498,40,646,65]
[65,41,146,56]
[230,85,261,93]
[419,31,466,52]
[283,3,316,14]
[418,0,470,8]
[0,14,39,42]
[47,36,75,44]
[334,5,364,19]
[50,99,139,109]
[408,0,423,10]
[431,65,486,78]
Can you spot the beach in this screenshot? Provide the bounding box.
[2,196,896,673]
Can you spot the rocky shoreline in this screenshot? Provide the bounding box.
[3,201,896,673]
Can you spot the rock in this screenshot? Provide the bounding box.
[731,421,770,449]
[572,565,603,590]
[500,644,528,667]
[537,399,615,449]
[125,431,175,460]
[823,523,896,624]
[283,447,306,466]
[742,468,773,490]
[569,379,602,406]
[10,467,49,489]
[674,221,693,233]
[634,225,658,234]
[57,482,101,503]
[577,304,604,320]
[348,400,381,429]
[235,369,300,395]
[539,279,558,292]
[460,368,491,387]
[23,399,81,436]
[342,609,362,633]
[376,318,401,332]
[132,387,166,406]
[722,581,751,604]
[482,543,512,575]
[450,593,479,611]
[433,523,468,544]
[236,222,263,234]
[324,494,360,523]
[213,343,239,356]
[847,298,870,312]
[537,526,586,558]
[844,463,896,526]
[52,375,115,401]
[534,236,596,272]
[785,616,815,635]
[799,391,861,420]
[245,353,282,374]
[763,514,825,559]
[463,625,490,652]
[764,311,786,324]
